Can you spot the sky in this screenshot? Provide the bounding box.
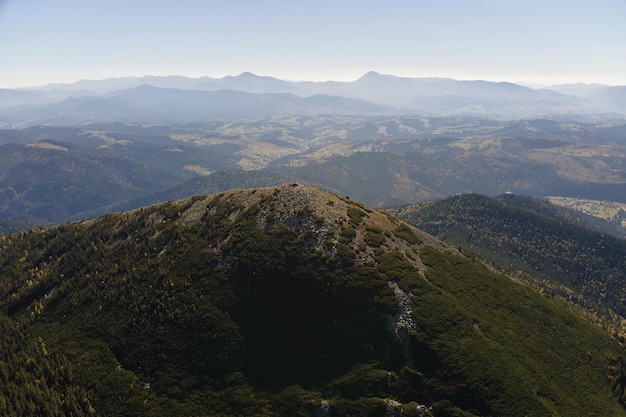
[0,0,625,88]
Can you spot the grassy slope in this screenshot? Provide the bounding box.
[389,193,626,339]
[416,246,623,416]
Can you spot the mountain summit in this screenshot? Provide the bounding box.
[0,184,624,416]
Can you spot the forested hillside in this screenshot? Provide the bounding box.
[0,185,625,416]
[388,193,626,338]
[0,126,238,223]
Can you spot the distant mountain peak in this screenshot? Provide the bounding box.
[233,71,259,78]
[230,72,281,81]
[358,71,393,80]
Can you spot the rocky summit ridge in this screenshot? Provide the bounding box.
[167,183,452,265]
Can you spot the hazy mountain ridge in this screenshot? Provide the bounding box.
[1,184,625,416]
[3,72,625,126]
[1,87,394,126]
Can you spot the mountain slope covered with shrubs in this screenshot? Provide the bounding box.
[0,185,624,416]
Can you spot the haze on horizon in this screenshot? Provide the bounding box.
[1,0,625,89]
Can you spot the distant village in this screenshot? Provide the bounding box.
[549,197,626,227]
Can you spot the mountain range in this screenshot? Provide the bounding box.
[2,72,625,126]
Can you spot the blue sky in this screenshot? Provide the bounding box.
[1,0,625,88]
